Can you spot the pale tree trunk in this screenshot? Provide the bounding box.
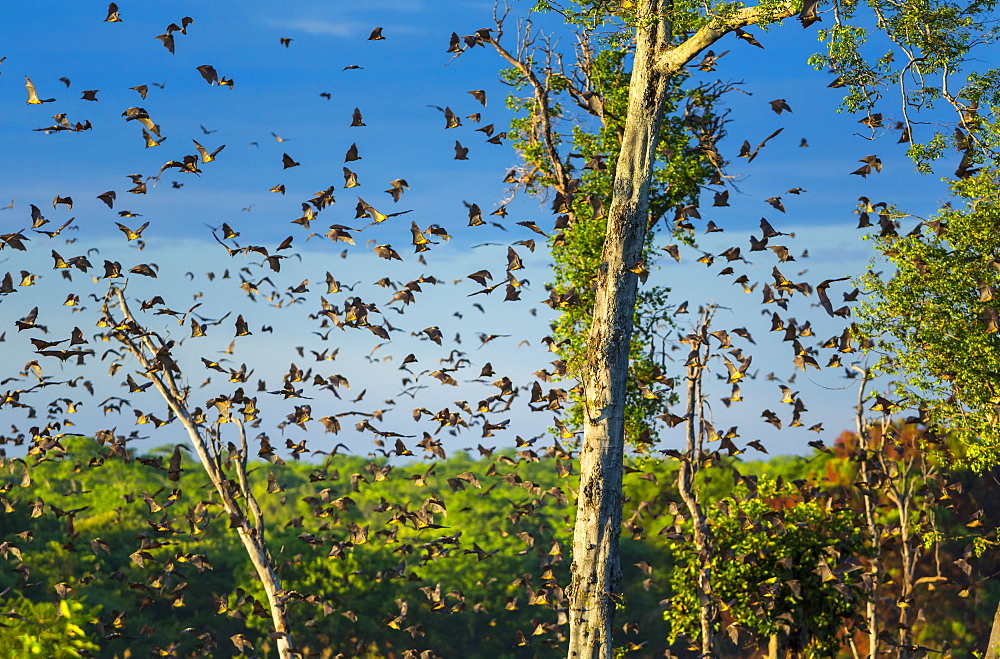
[567,4,674,656]
[169,420,294,659]
[565,1,797,657]
[769,632,791,659]
[885,450,924,659]
[985,600,1000,659]
[678,370,716,656]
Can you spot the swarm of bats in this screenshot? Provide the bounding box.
[0,2,980,657]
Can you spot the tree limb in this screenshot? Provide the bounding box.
[657,2,799,74]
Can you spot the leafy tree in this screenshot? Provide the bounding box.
[485,8,723,444]
[665,478,868,658]
[859,171,1000,472]
[481,0,1000,655]
[851,17,1000,648]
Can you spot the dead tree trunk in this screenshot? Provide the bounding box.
[677,309,717,657]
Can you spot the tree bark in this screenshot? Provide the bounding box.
[158,407,294,658]
[853,368,880,659]
[985,599,1000,659]
[769,632,792,659]
[566,4,674,658]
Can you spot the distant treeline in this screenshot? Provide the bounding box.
[0,431,996,658]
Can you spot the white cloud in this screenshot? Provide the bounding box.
[266,19,368,38]
[264,18,425,38]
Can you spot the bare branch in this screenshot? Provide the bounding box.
[490,23,572,196]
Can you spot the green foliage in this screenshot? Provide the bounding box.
[1,598,100,659]
[0,439,603,657]
[663,478,868,656]
[528,0,797,37]
[3,435,999,655]
[858,170,1000,470]
[809,0,1000,175]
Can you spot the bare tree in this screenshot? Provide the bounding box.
[677,307,719,656]
[106,286,294,658]
[851,366,882,659]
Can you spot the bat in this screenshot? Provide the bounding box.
[25,77,55,104]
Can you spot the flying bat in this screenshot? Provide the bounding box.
[738,128,783,162]
[799,0,821,27]
[25,77,55,104]
[196,64,219,85]
[156,33,175,54]
[734,28,764,48]
[193,140,225,163]
[769,99,792,114]
[357,197,411,224]
[115,222,149,241]
[816,277,850,316]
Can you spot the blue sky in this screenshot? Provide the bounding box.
[0,1,988,460]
